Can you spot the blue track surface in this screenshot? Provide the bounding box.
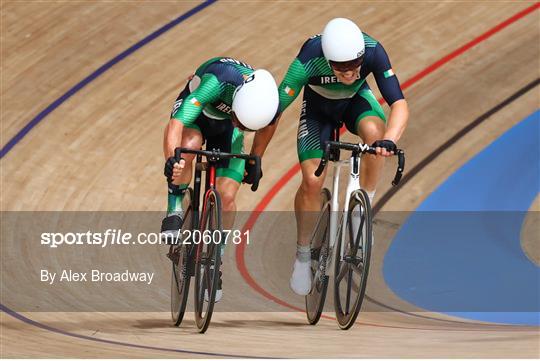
[384,110,540,325]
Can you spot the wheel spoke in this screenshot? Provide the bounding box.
[336,261,349,284]
[351,206,365,250]
[355,214,365,250]
[348,216,355,249]
[351,264,362,293]
[197,266,205,310]
[345,266,353,314]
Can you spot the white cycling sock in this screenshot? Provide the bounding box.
[296,244,311,263]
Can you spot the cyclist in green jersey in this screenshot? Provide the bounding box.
[248,18,409,294]
[162,57,279,300]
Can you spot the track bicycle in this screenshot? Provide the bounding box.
[167,147,261,333]
[305,130,404,329]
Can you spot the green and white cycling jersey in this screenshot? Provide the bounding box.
[171,57,254,127]
[169,57,256,183]
[278,33,404,113]
[277,34,405,162]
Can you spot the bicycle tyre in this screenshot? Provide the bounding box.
[333,189,373,330]
[193,189,222,333]
[170,188,194,326]
[305,188,332,325]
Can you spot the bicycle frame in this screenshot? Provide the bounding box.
[169,147,262,332]
[194,155,215,260]
[314,137,404,273]
[193,155,216,226]
[306,138,404,327]
[191,154,203,231]
[327,153,362,272]
[174,147,262,265]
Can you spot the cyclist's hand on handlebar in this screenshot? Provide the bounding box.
[372,139,397,157]
[164,156,186,182]
[243,159,262,185]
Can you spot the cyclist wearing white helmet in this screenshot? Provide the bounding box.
[232,69,280,131]
[253,18,409,295]
[162,57,279,301]
[322,17,366,84]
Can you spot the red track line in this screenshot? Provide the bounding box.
[235,3,540,328]
[401,2,540,90]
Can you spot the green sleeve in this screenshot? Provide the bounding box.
[278,58,308,113]
[172,73,222,125]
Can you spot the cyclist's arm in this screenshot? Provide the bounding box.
[163,118,183,159]
[278,58,309,113]
[385,99,408,143]
[372,43,409,144]
[163,74,222,159]
[250,113,281,157]
[249,59,308,157]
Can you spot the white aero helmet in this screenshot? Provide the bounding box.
[232,69,279,131]
[321,18,365,62]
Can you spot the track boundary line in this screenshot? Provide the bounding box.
[373,78,540,213]
[0,0,217,159]
[0,304,270,359]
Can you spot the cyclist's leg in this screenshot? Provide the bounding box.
[295,94,337,247]
[292,93,336,295]
[295,159,327,246]
[343,89,386,246]
[343,88,387,204]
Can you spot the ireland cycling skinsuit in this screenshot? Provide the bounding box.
[171,56,255,182]
[277,34,405,162]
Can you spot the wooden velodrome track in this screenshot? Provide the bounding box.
[1,1,539,358]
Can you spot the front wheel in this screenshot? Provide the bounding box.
[170,188,194,326]
[193,190,222,333]
[333,189,373,330]
[305,188,332,325]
